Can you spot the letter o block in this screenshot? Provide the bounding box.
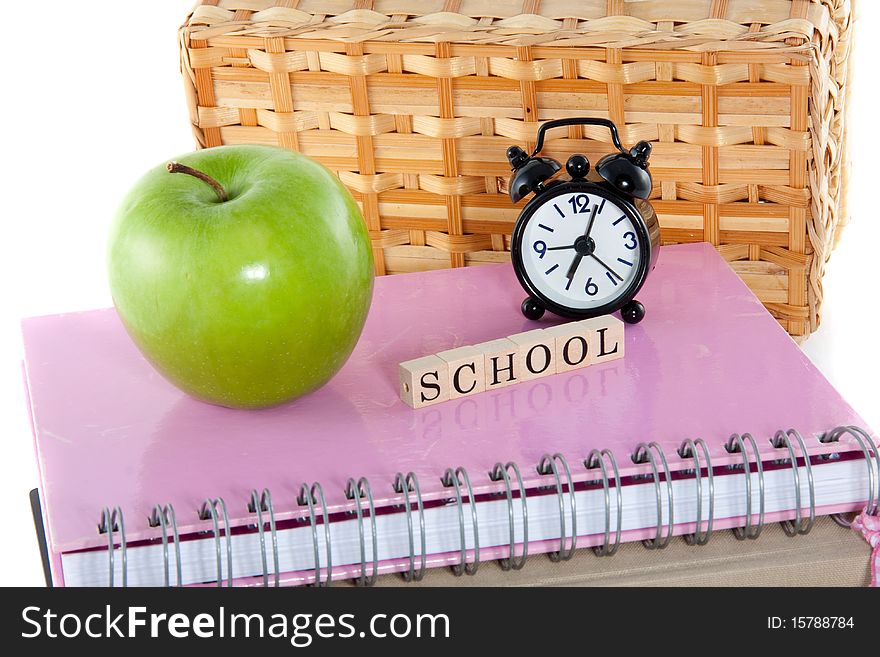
[507,329,556,382]
[543,323,593,374]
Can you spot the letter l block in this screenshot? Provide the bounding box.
[581,315,625,365]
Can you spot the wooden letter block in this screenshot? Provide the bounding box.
[399,315,627,408]
[437,346,486,399]
[399,355,449,408]
[476,338,519,390]
[581,315,625,365]
[543,322,593,374]
[507,329,556,382]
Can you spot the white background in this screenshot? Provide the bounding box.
[0,3,877,586]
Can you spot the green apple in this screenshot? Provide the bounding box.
[108,145,374,409]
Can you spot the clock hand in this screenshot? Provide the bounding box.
[565,254,583,283]
[564,204,601,285]
[546,244,576,251]
[583,204,599,239]
[590,253,624,281]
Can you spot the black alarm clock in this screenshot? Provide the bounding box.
[506,118,660,324]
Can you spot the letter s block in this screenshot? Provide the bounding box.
[437,346,486,400]
[399,355,449,408]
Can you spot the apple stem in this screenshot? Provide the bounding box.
[166,162,229,202]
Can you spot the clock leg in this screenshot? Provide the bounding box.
[521,297,545,320]
[621,299,646,324]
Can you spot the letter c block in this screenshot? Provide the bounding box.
[437,346,486,400]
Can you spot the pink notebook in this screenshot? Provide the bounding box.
[23,243,878,587]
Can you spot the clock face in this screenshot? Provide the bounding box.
[518,189,643,312]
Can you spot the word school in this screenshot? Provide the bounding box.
[399,315,624,408]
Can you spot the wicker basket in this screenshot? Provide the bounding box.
[179,0,854,339]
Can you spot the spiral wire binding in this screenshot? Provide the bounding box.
[537,453,577,561]
[771,429,816,536]
[248,489,280,587]
[393,472,427,582]
[585,449,623,556]
[725,433,765,540]
[98,506,127,588]
[490,461,529,570]
[677,439,714,546]
[149,504,182,587]
[95,424,880,587]
[199,497,233,587]
[632,443,675,549]
[442,466,480,575]
[345,477,379,586]
[298,482,332,586]
[820,425,880,526]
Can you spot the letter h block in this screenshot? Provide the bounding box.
[476,338,520,391]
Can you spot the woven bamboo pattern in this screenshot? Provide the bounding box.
[180,0,855,338]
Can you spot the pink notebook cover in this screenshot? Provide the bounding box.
[22,243,870,583]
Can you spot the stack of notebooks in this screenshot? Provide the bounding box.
[23,243,879,587]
